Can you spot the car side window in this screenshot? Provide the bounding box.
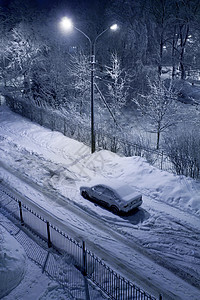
[103,188,116,198]
[93,186,105,193]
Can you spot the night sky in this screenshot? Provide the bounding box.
[0,0,95,9]
[0,0,64,8]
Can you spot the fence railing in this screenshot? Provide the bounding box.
[4,94,200,179]
[0,183,159,300]
[0,188,104,300]
[4,95,173,173]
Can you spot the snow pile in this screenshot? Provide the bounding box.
[0,226,27,298]
[96,154,200,215]
[174,79,200,103]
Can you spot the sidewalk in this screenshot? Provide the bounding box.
[0,207,106,300]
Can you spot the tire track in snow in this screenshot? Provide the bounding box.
[1,164,200,300]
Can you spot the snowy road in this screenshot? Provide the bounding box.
[0,163,200,300]
[0,107,200,300]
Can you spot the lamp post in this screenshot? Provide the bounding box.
[60,17,118,153]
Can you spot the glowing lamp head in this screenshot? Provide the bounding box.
[110,24,118,31]
[60,17,73,31]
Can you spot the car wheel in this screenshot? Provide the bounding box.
[82,191,89,199]
[110,205,119,214]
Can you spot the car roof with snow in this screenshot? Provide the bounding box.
[82,179,141,199]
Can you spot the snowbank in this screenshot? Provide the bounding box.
[93,153,200,216]
[0,226,27,298]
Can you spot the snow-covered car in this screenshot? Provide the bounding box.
[80,180,142,214]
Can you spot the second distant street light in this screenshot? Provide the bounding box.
[60,17,118,153]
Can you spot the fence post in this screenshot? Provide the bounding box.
[63,118,66,136]
[161,151,164,170]
[159,294,163,300]
[82,240,87,276]
[46,221,52,248]
[18,201,24,226]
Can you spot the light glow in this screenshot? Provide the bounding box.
[110,24,118,31]
[60,17,73,31]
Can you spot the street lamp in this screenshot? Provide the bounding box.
[60,17,118,153]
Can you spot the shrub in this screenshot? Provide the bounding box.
[164,130,200,179]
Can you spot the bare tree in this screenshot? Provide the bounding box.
[164,128,200,179]
[170,0,200,79]
[149,0,176,77]
[67,51,90,115]
[3,22,43,97]
[134,79,179,149]
[105,53,131,119]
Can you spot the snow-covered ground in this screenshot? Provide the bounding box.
[0,105,200,299]
[0,225,26,298]
[0,225,61,300]
[0,214,106,300]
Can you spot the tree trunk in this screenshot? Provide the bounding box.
[157,130,160,150]
[179,24,189,80]
[180,60,186,80]
[171,25,178,80]
[158,31,164,77]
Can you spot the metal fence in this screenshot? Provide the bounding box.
[0,191,105,300]
[0,183,159,300]
[5,94,200,179]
